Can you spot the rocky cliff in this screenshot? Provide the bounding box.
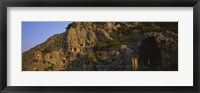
[22,22,178,71]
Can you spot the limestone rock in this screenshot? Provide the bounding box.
[22,22,178,71]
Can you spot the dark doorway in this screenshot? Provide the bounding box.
[139,37,162,70]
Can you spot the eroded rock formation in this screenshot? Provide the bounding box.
[22,22,178,71]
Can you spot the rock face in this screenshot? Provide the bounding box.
[22,33,66,71]
[22,22,178,71]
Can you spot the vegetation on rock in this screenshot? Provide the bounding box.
[22,22,178,71]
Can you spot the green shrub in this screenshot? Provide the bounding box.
[42,47,51,53]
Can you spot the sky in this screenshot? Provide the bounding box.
[22,22,71,52]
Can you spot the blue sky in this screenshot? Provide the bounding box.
[22,22,71,52]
